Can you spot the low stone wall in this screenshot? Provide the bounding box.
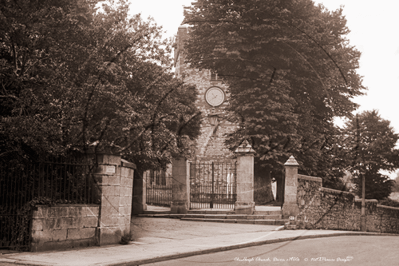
[373,204,399,233]
[294,174,399,233]
[31,205,99,251]
[30,154,136,251]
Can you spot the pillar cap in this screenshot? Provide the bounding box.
[284,155,299,166]
[121,159,136,169]
[234,140,255,154]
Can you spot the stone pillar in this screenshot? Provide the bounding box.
[132,169,147,215]
[119,160,135,236]
[93,154,135,245]
[170,157,190,214]
[282,156,300,218]
[165,164,173,186]
[234,140,256,214]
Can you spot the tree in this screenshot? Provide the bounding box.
[182,0,365,198]
[341,110,399,199]
[0,0,200,173]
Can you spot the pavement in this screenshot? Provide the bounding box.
[0,208,388,266]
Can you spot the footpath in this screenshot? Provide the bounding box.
[0,215,382,266]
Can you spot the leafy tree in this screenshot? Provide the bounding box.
[182,0,365,199]
[341,110,399,199]
[0,0,200,173]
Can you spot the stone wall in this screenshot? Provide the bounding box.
[294,174,399,233]
[31,205,99,252]
[368,204,399,233]
[30,154,136,251]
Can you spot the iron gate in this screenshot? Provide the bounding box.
[189,161,237,209]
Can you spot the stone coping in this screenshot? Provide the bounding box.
[298,174,322,183]
[35,204,100,207]
[321,187,354,196]
[121,159,136,169]
[377,204,399,211]
[354,199,378,203]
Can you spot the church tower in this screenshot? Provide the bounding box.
[174,26,239,162]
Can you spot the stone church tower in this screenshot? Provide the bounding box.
[174,26,277,206]
[174,26,239,161]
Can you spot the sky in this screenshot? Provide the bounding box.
[127,0,399,176]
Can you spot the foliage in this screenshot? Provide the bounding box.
[182,0,365,183]
[0,196,68,251]
[378,198,399,208]
[353,172,394,200]
[0,0,200,172]
[341,110,399,200]
[392,175,399,192]
[0,157,98,250]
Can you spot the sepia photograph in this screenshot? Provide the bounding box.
[1,0,399,265]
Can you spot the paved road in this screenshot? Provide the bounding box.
[147,235,399,266]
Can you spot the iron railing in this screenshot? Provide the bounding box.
[146,183,172,207]
[0,157,97,250]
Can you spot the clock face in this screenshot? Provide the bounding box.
[205,87,225,107]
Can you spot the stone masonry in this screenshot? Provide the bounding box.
[175,26,238,161]
[283,156,399,233]
[30,154,136,251]
[31,205,99,252]
[93,154,135,245]
[282,156,300,218]
[170,157,190,214]
[234,140,256,214]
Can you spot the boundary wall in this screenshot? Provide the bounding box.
[283,156,399,233]
[31,205,99,251]
[30,154,136,251]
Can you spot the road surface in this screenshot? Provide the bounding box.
[147,235,399,266]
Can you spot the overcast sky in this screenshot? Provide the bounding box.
[127,0,399,176]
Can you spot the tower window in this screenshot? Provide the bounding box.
[211,72,217,81]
